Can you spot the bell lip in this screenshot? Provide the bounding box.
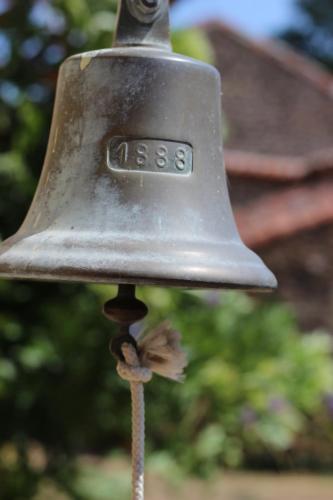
[0,274,277,292]
[0,230,277,292]
[0,267,278,292]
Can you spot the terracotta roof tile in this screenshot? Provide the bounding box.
[235,181,333,248]
[225,149,333,181]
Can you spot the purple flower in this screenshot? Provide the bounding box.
[202,291,220,307]
[324,394,333,417]
[241,406,257,425]
[268,397,287,413]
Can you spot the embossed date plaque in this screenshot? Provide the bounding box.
[107,137,193,175]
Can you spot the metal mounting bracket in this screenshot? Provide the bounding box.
[113,0,171,50]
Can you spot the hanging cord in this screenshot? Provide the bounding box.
[116,323,188,500]
[104,286,187,500]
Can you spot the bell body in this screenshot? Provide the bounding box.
[0,46,276,289]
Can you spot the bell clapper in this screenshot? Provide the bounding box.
[103,284,148,360]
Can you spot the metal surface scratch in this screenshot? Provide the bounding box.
[80,56,93,71]
[33,212,42,228]
[52,127,59,153]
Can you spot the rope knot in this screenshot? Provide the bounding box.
[116,322,188,384]
[117,343,153,383]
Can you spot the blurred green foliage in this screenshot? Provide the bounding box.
[0,1,333,499]
[1,286,333,498]
[140,289,333,474]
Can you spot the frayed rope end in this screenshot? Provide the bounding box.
[138,322,188,383]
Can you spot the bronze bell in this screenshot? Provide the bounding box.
[0,0,276,291]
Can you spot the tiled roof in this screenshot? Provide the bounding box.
[225,149,333,181]
[206,21,333,157]
[204,20,333,99]
[202,20,333,245]
[235,181,333,248]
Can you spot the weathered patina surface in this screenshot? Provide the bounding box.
[0,0,276,290]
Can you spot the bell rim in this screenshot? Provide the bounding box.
[0,232,277,291]
[0,269,277,291]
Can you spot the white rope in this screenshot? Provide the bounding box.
[117,343,149,500]
[116,324,188,500]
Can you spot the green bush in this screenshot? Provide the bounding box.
[139,289,333,473]
[1,287,333,497]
